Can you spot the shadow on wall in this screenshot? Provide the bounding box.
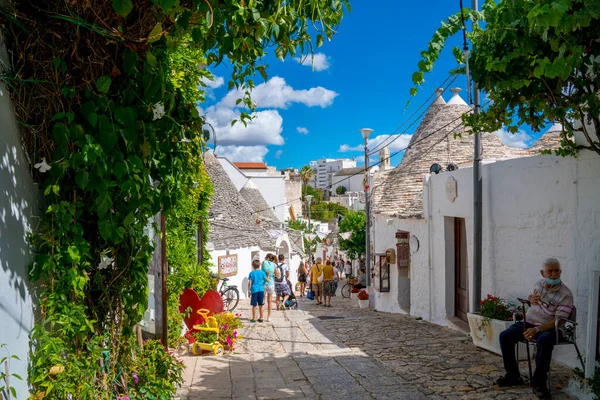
[0,78,40,396]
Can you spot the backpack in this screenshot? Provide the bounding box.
[274,263,285,283]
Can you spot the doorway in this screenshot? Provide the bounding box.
[454,218,469,322]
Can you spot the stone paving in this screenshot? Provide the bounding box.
[177,289,576,400]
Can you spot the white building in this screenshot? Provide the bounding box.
[309,158,356,192]
[218,157,287,222]
[370,89,599,372]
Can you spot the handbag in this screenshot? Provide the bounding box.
[307,290,315,300]
[317,266,324,283]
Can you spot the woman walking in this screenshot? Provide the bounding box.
[261,253,276,322]
[297,260,307,297]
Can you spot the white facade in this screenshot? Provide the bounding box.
[329,193,364,211]
[372,152,600,371]
[217,157,286,222]
[310,158,356,191]
[0,46,38,396]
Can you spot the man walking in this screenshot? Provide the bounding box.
[495,258,574,399]
[310,257,324,305]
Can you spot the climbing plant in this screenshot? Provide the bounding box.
[411,0,600,156]
[0,0,349,397]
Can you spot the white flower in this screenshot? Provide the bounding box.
[152,103,165,120]
[34,158,51,173]
[180,137,191,143]
[98,255,114,270]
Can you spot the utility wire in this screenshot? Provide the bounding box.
[368,74,458,156]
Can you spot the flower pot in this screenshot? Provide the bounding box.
[467,313,527,359]
[358,299,369,308]
[351,292,359,300]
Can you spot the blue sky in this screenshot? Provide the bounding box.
[201,1,538,169]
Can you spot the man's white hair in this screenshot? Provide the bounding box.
[316,257,322,263]
[543,257,561,269]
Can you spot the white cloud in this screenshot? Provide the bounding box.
[218,76,338,109]
[202,106,284,146]
[274,150,284,159]
[294,53,331,72]
[494,128,530,148]
[296,127,309,135]
[339,134,413,153]
[215,145,269,162]
[200,76,224,89]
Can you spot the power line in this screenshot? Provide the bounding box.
[367,74,459,157]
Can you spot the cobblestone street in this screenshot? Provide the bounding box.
[178,290,575,400]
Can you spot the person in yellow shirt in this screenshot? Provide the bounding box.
[310,258,324,305]
[322,260,335,307]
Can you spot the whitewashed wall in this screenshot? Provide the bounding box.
[371,215,429,316]
[422,152,600,368]
[0,27,38,397]
[208,246,265,299]
[251,176,286,222]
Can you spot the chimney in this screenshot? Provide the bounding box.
[447,87,468,106]
[432,88,446,105]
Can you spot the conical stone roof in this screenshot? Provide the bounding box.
[203,152,275,250]
[373,91,538,219]
[240,179,279,222]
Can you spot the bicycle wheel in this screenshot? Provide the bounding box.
[221,287,240,312]
[341,284,351,298]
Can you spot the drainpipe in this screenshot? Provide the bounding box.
[426,176,434,322]
[471,0,483,313]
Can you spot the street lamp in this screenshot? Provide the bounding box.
[360,128,373,287]
[305,195,313,265]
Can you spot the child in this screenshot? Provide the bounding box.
[248,259,267,323]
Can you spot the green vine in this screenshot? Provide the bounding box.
[0,0,349,398]
[412,0,600,157]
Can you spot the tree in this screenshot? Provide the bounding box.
[311,201,347,221]
[338,210,366,261]
[299,165,315,199]
[335,185,347,195]
[412,0,600,156]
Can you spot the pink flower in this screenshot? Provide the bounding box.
[132,372,139,384]
[226,336,233,346]
[233,331,238,339]
[117,396,130,400]
[223,324,229,330]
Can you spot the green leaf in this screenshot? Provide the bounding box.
[99,219,112,240]
[53,123,69,147]
[148,23,163,43]
[98,115,118,152]
[10,387,16,398]
[157,0,176,12]
[316,34,324,48]
[123,50,138,76]
[146,51,157,69]
[12,373,23,380]
[113,0,133,17]
[75,169,89,189]
[177,11,192,29]
[52,185,60,195]
[96,192,113,217]
[123,212,135,226]
[114,161,127,179]
[70,124,84,141]
[67,246,81,263]
[96,76,112,93]
[88,112,98,127]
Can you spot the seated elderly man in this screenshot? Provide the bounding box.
[495,258,573,399]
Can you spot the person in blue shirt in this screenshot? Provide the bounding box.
[248,260,267,323]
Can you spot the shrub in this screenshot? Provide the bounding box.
[358,290,369,300]
[479,294,515,321]
[213,312,244,351]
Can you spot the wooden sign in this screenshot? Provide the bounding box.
[218,254,238,277]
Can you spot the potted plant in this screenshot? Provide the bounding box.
[357,290,369,308]
[467,294,523,356]
[350,287,360,300]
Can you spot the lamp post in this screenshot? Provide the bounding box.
[306,195,313,265]
[360,128,373,286]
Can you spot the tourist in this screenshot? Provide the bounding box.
[332,262,340,297]
[275,254,291,310]
[248,259,266,323]
[495,258,574,400]
[261,253,276,322]
[322,260,335,307]
[344,260,353,279]
[297,260,307,297]
[310,257,324,305]
[353,268,366,290]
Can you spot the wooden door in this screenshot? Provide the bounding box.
[454,218,469,322]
